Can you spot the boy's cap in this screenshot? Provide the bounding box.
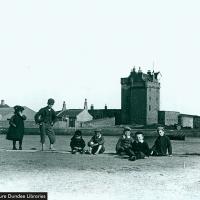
[95,128,102,133]
[135,131,144,135]
[47,98,55,105]
[14,105,24,112]
[124,126,131,131]
[157,126,164,131]
[75,130,82,136]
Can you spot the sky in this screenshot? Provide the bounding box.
[0,0,200,114]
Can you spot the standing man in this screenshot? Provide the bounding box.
[35,98,57,151]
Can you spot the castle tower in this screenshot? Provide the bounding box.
[121,68,160,125]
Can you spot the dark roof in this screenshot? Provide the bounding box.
[179,114,195,118]
[57,109,83,118]
[0,104,10,108]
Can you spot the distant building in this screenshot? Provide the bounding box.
[121,68,160,125]
[193,116,200,129]
[56,99,93,128]
[88,104,121,125]
[0,106,36,121]
[0,100,9,108]
[0,106,36,128]
[158,111,180,126]
[178,114,194,128]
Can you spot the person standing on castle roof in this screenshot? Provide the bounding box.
[34,98,57,151]
[6,105,26,150]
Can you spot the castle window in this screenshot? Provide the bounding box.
[149,105,151,111]
[149,96,151,101]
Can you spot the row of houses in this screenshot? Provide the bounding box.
[0,99,116,129]
[158,111,200,129]
[0,99,200,129]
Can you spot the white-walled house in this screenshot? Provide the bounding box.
[56,99,93,128]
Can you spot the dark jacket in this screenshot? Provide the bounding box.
[7,114,26,141]
[70,136,86,150]
[116,136,134,152]
[35,106,56,124]
[132,141,150,156]
[88,135,105,146]
[151,135,172,155]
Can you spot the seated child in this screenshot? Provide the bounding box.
[88,129,105,155]
[70,130,86,154]
[129,131,150,161]
[150,127,172,156]
[116,126,134,156]
[6,105,26,150]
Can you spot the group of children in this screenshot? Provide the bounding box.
[5,103,172,160]
[115,126,172,161]
[70,128,105,155]
[69,126,172,161]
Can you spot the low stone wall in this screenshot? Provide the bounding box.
[82,117,115,128]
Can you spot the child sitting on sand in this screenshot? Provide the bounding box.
[70,130,86,154]
[129,131,150,161]
[116,126,134,156]
[87,129,105,155]
[150,127,172,156]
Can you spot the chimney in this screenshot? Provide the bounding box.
[138,67,142,73]
[84,99,88,110]
[62,101,66,111]
[1,100,5,106]
[90,104,94,110]
[147,70,151,75]
[105,104,108,110]
[138,67,143,79]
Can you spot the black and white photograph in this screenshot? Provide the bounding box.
[0,1,200,200]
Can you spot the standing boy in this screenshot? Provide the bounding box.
[35,98,57,151]
[150,127,172,156]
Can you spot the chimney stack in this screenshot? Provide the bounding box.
[1,100,5,106]
[84,99,88,110]
[90,104,94,110]
[62,101,66,111]
[105,104,108,110]
[147,70,151,75]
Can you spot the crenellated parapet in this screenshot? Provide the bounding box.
[121,67,161,125]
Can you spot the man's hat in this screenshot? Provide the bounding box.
[47,98,55,105]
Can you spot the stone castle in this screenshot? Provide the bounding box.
[121,67,160,125]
